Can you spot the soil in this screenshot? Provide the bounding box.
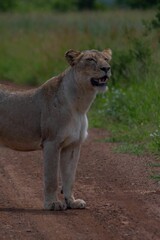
[0,83,160,240]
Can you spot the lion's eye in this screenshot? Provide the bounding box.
[104,58,109,62]
[86,58,97,63]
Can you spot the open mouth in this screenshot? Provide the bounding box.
[91,75,109,87]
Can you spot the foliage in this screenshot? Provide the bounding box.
[0,0,103,12]
[0,0,159,12]
[112,39,151,85]
[90,9,160,155]
[117,0,158,9]
[50,0,77,12]
[150,4,160,29]
[76,0,96,10]
[0,0,16,12]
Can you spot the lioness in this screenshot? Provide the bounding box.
[0,49,112,210]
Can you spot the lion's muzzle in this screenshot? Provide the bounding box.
[90,75,109,87]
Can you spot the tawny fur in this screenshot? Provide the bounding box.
[0,49,112,210]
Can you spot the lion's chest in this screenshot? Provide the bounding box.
[61,114,88,148]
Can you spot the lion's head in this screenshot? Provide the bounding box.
[65,49,112,92]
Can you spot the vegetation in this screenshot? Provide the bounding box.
[0,8,160,163]
[0,0,158,12]
[117,0,158,9]
[0,0,102,12]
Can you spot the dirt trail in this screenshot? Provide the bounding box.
[0,128,160,240]
[0,80,160,240]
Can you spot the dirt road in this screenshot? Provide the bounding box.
[0,127,160,240]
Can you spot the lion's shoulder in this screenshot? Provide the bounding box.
[40,73,64,100]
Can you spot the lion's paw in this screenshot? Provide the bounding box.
[45,201,67,211]
[66,198,86,209]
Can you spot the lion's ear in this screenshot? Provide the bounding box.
[102,49,112,61]
[65,49,81,66]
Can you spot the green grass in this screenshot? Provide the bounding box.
[0,10,160,158]
[114,143,145,156]
[89,71,160,155]
[149,163,160,181]
[0,10,155,84]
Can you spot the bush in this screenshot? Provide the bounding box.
[111,38,151,86]
[50,0,77,12]
[88,8,160,155]
[151,4,160,29]
[105,88,130,123]
[0,0,16,12]
[117,0,158,9]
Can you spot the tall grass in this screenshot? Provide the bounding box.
[0,10,160,156]
[0,10,155,84]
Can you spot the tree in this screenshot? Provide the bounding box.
[77,0,96,10]
[117,0,158,9]
[0,0,16,12]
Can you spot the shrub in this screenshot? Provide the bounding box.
[116,0,158,9]
[50,0,77,12]
[76,0,96,10]
[151,4,160,29]
[105,88,130,123]
[111,38,151,86]
[0,0,16,12]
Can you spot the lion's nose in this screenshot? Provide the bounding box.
[100,66,111,73]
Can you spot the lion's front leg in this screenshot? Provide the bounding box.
[43,141,67,211]
[60,144,86,209]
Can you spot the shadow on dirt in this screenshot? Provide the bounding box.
[0,207,86,215]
